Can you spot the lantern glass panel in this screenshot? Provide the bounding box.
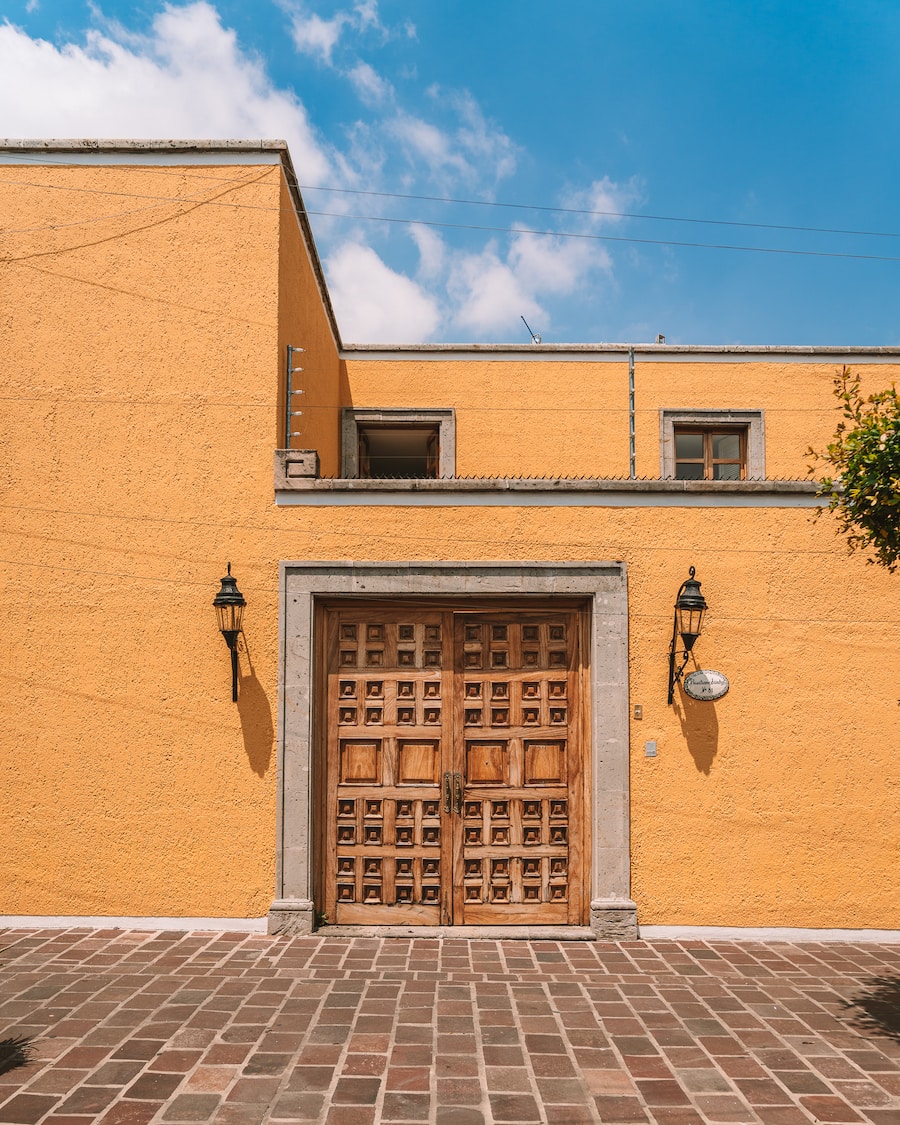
[677,605,704,648]
[216,602,244,634]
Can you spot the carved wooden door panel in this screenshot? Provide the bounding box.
[453,612,583,925]
[322,605,584,927]
[325,609,450,925]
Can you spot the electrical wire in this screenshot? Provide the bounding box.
[305,211,900,264]
[7,152,900,241]
[4,169,900,264]
[299,183,900,242]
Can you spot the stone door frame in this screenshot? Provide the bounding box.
[269,561,636,938]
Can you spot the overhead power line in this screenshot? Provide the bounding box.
[4,168,900,263]
[306,210,900,264]
[300,184,900,242]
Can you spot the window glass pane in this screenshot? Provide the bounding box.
[358,426,439,478]
[675,462,705,479]
[713,433,741,459]
[714,463,741,480]
[675,432,703,459]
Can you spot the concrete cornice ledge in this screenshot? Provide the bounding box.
[274,460,822,508]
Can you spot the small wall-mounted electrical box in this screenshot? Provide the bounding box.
[645,741,657,758]
[633,705,643,720]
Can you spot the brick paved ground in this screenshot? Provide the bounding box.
[0,931,898,1125]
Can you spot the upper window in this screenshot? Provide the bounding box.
[660,410,765,480]
[341,409,455,479]
[358,424,439,478]
[674,427,746,480]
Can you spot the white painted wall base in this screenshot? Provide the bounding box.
[2,919,897,942]
[0,916,268,932]
[639,925,900,943]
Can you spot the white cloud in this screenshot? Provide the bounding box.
[0,2,333,184]
[448,244,543,336]
[441,175,640,338]
[410,224,445,281]
[347,61,392,106]
[289,10,347,64]
[507,228,611,295]
[389,112,474,182]
[326,241,441,342]
[353,0,381,31]
[0,2,639,343]
[435,88,517,185]
[386,98,518,191]
[562,175,643,223]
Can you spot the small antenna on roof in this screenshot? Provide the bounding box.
[521,316,542,345]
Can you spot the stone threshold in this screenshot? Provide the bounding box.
[313,925,599,940]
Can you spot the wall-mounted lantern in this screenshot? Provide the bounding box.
[213,563,245,702]
[667,566,707,704]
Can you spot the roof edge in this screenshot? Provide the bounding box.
[0,139,290,153]
[0,138,344,351]
[341,343,900,359]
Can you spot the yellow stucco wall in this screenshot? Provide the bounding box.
[2,154,898,927]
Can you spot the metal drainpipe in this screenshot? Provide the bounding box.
[629,347,636,479]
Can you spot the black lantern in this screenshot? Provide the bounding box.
[667,567,707,704]
[213,563,245,702]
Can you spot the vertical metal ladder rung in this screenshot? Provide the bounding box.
[285,344,305,449]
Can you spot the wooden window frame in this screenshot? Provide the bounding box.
[659,409,765,480]
[673,425,747,481]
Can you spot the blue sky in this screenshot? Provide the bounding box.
[2,0,900,345]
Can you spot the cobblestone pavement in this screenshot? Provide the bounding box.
[0,931,899,1125]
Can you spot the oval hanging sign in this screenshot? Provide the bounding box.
[683,669,730,701]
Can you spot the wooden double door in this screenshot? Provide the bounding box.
[320,602,587,926]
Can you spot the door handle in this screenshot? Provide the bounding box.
[453,772,463,815]
[443,772,452,814]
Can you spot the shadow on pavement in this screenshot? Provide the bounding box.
[0,1037,35,1076]
[844,974,900,1041]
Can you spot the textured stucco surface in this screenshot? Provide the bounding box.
[1,154,898,928]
